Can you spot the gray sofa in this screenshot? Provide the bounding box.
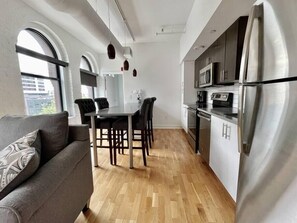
[0,112,93,223]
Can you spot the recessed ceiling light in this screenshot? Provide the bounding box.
[193,45,205,50]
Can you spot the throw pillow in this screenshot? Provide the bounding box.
[0,130,40,200]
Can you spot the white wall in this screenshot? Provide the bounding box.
[122,42,181,129]
[0,0,100,124]
[182,61,197,104]
[105,75,123,107]
[180,0,221,62]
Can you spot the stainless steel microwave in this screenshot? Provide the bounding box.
[199,63,214,88]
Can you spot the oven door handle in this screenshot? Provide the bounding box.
[197,114,211,122]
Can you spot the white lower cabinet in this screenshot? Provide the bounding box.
[181,105,188,132]
[210,116,240,201]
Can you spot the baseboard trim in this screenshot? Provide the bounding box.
[154,126,182,129]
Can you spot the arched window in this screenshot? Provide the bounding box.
[16,28,68,115]
[80,56,97,99]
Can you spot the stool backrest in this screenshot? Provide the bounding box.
[148,97,157,120]
[139,98,152,126]
[74,98,96,125]
[94,97,109,110]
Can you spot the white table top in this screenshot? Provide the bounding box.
[85,103,141,117]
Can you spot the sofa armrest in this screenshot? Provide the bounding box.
[0,139,93,223]
[68,124,89,142]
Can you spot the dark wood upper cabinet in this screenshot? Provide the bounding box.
[212,33,226,83]
[194,16,248,87]
[194,50,208,88]
[220,17,248,84]
[194,58,201,88]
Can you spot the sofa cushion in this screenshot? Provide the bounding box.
[0,112,69,164]
[0,130,40,200]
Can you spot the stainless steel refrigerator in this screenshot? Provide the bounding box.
[237,0,297,222]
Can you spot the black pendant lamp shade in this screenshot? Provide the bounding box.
[133,68,137,77]
[107,43,116,59]
[123,59,129,70]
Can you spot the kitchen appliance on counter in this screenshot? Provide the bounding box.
[197,92,233,163]
[237,1,297,222]
[197,90,207,105]
[199,63,215,88]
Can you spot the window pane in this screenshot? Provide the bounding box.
[80,56,92,71]
[22,77,62,115]
[17,54,58,78]
[17,30,55,57]
[17,28,63,115]
[81,85,94,99]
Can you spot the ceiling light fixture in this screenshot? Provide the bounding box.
[107,0,115,59]
[155,24,186,36]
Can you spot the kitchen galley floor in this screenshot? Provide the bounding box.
[75,129,235,223]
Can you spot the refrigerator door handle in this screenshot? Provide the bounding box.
[239,4,263,84]
[238,85,261,154]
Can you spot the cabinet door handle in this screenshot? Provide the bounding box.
[222,123,225,137]
[226,125,231,140]
[224,124,228,139]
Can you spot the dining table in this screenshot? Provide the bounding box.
[85,103,141,168]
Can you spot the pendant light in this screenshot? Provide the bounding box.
[123,25,129,70]
[132,46,137,77]
[107,0,115,59]
[123,59,129,70]
[133,68,137,77]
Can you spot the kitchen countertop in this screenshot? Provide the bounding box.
[185,103,238,124]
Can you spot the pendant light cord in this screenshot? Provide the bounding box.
[108,0,111,42]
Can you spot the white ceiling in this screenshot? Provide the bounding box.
[87,0,195,43]
[115,0,195,43]
[23,0,195,54]
[22,0,255,62]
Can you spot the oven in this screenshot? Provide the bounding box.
[197,111,211,163]
[187,107,197,152]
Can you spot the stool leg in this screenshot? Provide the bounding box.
[150,120,154,142]
[141,130,147,166]
[147,123,152,149]
[113,130,120,165]
[121,130,124,154]
[145,128,149,156]
[108,129,113,165]
[112,129,117,165]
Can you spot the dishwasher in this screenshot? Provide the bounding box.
[197,111,211,164]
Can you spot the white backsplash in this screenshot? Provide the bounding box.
[205,84,239,108]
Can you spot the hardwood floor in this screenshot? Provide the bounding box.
[75,129,235,223]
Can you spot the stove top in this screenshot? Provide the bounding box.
[211,92,233,108]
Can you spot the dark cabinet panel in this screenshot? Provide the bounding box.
[212,33,226,84]
[194,50,207,88]
[222,17,248,84]
[194,16,248,86]
[194,59,200,88]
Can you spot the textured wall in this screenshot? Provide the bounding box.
[0,0,100,125]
